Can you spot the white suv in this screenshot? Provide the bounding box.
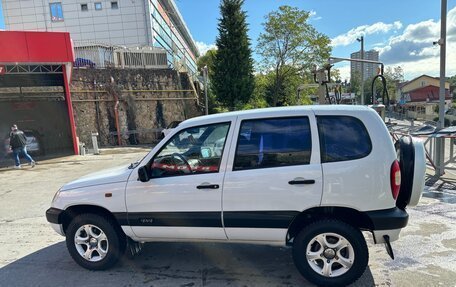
[46,105,425,286]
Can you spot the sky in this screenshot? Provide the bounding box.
[1,0,455,81]
[173,0,456,81]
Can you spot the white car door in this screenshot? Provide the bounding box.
[126,120,235,240]
[222,110,323,243]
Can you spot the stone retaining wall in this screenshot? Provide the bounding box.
[71,68,203,147]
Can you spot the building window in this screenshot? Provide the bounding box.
[95,2,102,10]
[50,2,64,22]
[81,4,88,11]
[111,1,119,9]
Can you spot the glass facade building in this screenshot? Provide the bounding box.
[1,0,199,76]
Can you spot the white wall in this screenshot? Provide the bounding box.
[1,0,150,47]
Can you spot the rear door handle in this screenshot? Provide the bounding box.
[288,179,315,185]
[196,184,220,189]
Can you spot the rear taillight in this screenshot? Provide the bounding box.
[390,160,401,200]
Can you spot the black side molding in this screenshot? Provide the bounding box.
[46,207,63,224]
[365,207,408,230]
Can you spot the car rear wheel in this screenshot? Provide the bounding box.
[292,220,368,287]
[66,213,126,270]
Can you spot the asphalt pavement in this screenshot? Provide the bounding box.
[0,147,455,287]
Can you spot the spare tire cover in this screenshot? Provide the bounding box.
[395,136,415,210]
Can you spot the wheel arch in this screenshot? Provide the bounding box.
[286,206,374,244]
[60,204,123,235]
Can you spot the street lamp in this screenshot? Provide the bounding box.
[435,0,447,176]
[356,36,364,105]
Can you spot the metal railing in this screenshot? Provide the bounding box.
[73,42,168,69]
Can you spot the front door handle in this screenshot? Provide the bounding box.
[196,184,220,189]
[288,179,315,185]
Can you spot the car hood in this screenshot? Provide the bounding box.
[60,164,134,191]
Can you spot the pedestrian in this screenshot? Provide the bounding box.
[9,124,36,169]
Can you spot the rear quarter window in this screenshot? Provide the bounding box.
[317,116,372,163]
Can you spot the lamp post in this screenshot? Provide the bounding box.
[357,36,364,105]
[436,0,447,176]
[203,65,208,115]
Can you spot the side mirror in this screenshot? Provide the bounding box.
[138,166,150,182]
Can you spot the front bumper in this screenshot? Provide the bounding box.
[50,223,65,236]
[46,208,65,236]
[46,207,63,224]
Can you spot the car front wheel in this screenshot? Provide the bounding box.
[66,213,126,270]
[292,220,368,286]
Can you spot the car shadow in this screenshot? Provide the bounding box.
[0,241,376,287]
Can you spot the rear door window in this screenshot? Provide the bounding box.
[317,116,372,163]
[234,117,311,170]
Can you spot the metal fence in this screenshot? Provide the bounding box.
[73,42,168,69]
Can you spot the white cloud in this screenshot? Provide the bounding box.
[309,10,322,21]
[335,6,456,80]
[375,6,456,79]
[195,41,216,56]
[336,64,351,82]
[331,21,402,47]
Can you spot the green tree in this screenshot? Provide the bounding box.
[212,0,255,110]
[331,68,341,83]
[197,49,217,78]
[349,71,361,96]
[446,74,456,100]
[392,66,405,83]
[197,49,222,113]
[257,5,331,106]
[363,66,403,104]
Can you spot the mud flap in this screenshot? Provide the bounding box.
[383,235,395,259]
[126,237,144,258]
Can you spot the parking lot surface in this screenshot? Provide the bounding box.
[0,147,455,286]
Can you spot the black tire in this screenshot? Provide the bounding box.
[395,136,415,210]
[292,220,368,287]
[66,213,126,270]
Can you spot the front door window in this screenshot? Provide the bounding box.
[151,123,230,178]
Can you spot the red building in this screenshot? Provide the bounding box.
[0,31,78,158]
[403,85,451,103]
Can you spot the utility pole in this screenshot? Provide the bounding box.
[436,0,447,176]
[203,65,208,115]
[357,36,364,105]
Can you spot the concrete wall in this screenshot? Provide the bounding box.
[70,68,203,147]
[1,0,149,46]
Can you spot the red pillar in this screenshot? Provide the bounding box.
[62,64,79,155]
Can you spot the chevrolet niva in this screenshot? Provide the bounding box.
[46,105,425,286]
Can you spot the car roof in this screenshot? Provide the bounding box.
[181,105,371,126]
